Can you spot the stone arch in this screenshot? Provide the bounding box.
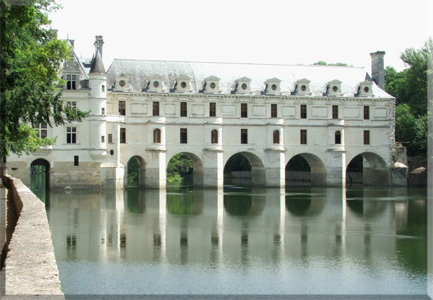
[346,152,389,186]
[224,152,266,187]
[126,155,146,188]
[286,153,326,186]
[30,159,51,191]
[167,152,204,187]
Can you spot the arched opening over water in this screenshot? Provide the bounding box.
[224,152,265,187]
[285,153,326,186]
[285,187,326,218]
[126,156,146,188]
[30,159,50,202]
[167,152,203,187]
[346,152,389,186]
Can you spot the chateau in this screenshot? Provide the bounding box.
[7,36,405,189]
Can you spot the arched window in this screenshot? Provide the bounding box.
[211,129,218,144]
[153,128,161,144]
[335,131,341,145]
[273,130,280,144]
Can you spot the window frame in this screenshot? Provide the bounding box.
[241,129,248,144]
[153,128,161,144]
[364,106,370,120]
[300,104,307,119]
[300,129,307,145]
[120,128,126,144]
[363,130,370,145]
[180,102,187,117]
[119,101,126,116]
[273,130,280,144]
[66,74,77,90]
[211,129,218,144]
[332,105,339,119]
[35,123,48,139]
[180,128,188,144]
[66,127,77,144]
[153,102,160,116]
[209,102,216,117]
[335,131,341,144]
[271,104,277,118]
[241,103,248,118]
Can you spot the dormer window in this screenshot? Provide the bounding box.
[233,77,251,94]
[147,75,164,93]
[115,74,129,91]
[292,78,311,96]
[201,76,221,94]
[65,74,78,90]
[263,78,281,95]
[174,75,192,93]
[356,81,374,97]
[324,80,342,97]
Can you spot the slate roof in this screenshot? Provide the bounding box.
[106,59,393,98]
[89,51,106,74]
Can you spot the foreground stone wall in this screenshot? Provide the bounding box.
[0,176,64,299]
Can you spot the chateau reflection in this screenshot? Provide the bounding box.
[47,186,427,274]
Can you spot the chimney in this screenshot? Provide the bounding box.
[94,35,104,58]
[370,51,386,90]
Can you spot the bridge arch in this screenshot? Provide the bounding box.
[346,151,389,186]
[286,153,326,186]
[30,159,50,191]
[224,151,266,187]
[126,155,146,188]
[167,152,204,187]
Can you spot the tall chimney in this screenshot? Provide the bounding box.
[370,51,386,90]
[94,35,104,58]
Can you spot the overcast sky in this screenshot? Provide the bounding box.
[49,0,432,72]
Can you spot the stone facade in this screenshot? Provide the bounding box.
[6,36,404,189]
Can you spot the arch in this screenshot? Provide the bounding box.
[211,129,218,144]
[126,156,146,188]
[273,130,280,144]
[286,153,326,186]
[346,152,389,186]
[285,187,325,218]
[224,152,266,187]
[30,159,51,201]
[167,152,204,187]
[223,188,265,216]
[153,128,161,144]
[335,131,341,144]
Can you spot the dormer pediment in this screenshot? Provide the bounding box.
[355,81,374,97]
[114,74,131,92]
[324,79,343,97]
[173,75,192,93]
[264,77,282,95]
[146,75,164,93]
[202,76,221,94]
[292,78,311,96]
[232,77,252,94]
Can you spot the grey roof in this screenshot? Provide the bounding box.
[89,51,106,74]
[106,59,393,98]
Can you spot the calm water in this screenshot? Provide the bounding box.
[40,183,428,296]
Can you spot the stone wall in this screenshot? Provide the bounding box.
[0,176,64,299]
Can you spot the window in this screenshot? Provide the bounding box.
[363,130,370,145]
[153,128,161,143]
[67,101,77,110]
[301,105,307,119]
[101,136,105,143]
[211,129,218,144]
[271,104,277,118]
[210,102,216,117]
[241,129,248,144]
[335,131,341,144]
[66,127,76,144]
[120,128,126,143]
[74,156,79,166]
[273,130,280,144]
[332,105,339,119]
[101,108,105,115]
[102,85,105,92]
[241,103,248,118]
[300,129,307,144]
[180,102,187,117]
[153,102,160,116]
[119,101,126,116]
[108,134,113,144]
[35,123,47,138]
[66,75,77,90]
[180,128,187,144]
[364,106,370,120]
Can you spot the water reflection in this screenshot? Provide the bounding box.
[45,186,427,295]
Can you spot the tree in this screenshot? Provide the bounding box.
[0,0,87,161]
[313,61,348,67]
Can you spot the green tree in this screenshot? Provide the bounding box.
[0,0,87,161]
[167,153,193,181]
[313,61,348,67]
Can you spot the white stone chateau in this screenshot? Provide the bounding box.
[7,36,405,189]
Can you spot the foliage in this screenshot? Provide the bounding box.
[127,157,139,186]
[384,39,431,158]
[167,153,193,181]
[313,61,348,67]
[0,0,88,159]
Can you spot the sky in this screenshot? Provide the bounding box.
[49,0,433,72]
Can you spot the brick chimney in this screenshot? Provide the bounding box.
[370,51,386,90]
[94,35,104,58]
